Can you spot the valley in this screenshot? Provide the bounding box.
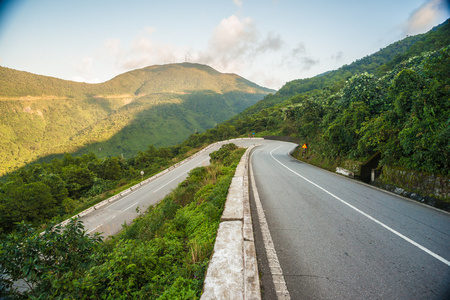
[0,63,273,176]
[0,16,449,299]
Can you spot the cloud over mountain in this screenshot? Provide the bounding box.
[403,0,450,35]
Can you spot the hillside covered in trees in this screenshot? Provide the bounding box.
[238,19,450,117]
[0,63,273,176]
[0,17,449,299]
[225,20,449,178]
[1,144,246,298]
[1,19,449,236]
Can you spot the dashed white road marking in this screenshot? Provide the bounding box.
[87,224,102,234]
[152,172,187,193]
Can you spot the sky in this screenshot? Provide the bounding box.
[0,0,449,90]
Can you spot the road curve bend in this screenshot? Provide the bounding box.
[78,138,264,237]
[250,141,450,299]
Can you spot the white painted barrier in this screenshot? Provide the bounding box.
[55,138,264,229]
[202,145,261,299]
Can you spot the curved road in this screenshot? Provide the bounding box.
[80,138,450,298]
[80,139,262,237]
[250,141,450,299]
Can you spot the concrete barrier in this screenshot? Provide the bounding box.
[202,145,260,300]
[54,138,264,231]
[336,167,354,178]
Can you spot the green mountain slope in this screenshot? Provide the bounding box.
[236,19,450,117]
[225,19,449,179]
[0,63,273,175]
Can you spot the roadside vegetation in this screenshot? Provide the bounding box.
[0,63,272,176]
[1,17,448,299]
[1,20,449,237]
[0,133,239,236]
[0,143,244,299]
[225,21,449,180]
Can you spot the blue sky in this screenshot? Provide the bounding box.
[0,0,449,89]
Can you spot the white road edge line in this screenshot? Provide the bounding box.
[270,146,450,267]
[152,160,206,193]
[250,150,291,300]
[124,202,139,212]
[87,224,102,234]
[152,172,186,193]
[85,159,208,233]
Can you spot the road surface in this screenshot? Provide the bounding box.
[250,141,450,299]
[7,139,262,294]
[80,139,262,237]
[80,138,450,298]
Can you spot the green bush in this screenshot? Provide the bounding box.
[1,145,246,299]
[209,143,238,164]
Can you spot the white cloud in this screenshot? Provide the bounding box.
[105,38,121,56]
[193,14,283,76]
[300,56,319,70]
[234,0,243,7]
[72,76,100,84]
[257,32,283,53]
[73,56,96,82]
[122,35,182,69]
[292,42,306,56]
[210,15,255,54]
[331,51,343,61]
[102,28,186,71]
[403,0,450,35]
[72,56,103,83]
[251,70,284,90]
[75,57,93,73]
[144,26,156,34]
[97,13,285,88]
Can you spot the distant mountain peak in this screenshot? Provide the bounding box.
[0,62,273,176]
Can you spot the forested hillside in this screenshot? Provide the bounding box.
[237,19,449,116]
[1,19,448,236]
[1,144,245,298]
[1,18,448,299]
[0,63,273,175]
[227,19,449,178]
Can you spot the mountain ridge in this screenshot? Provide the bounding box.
[0,62,273,98]
[0,63,273,175]
[223,19,449,179]
[234,19,449,117]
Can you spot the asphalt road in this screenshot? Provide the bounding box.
[250,141,450,299]
[79,138,450,298]
[80,138,262,238]
[8,139,263,294]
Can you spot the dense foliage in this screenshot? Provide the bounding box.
[0,219,103,298]
[1,144,245,299]
[0,113,246,236]
[236,19,449,117]
[0,145,171,234]
[227,46,449,176]
[225,21,449,177]
[2,15,448,300]
[0,63,272,176]
[2,20,448,237]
